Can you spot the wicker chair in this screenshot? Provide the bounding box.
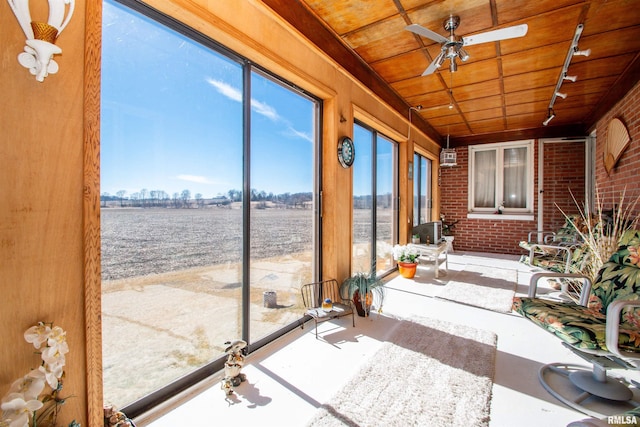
[300,279,355,339]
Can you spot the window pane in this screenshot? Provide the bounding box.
[412,154,430,225]
[249,71,316,343]
[376,135,395,274]
[413,153,419,226]
[101,0,243,407]
[420,157,430,222]
[503,147,527,208]
[352,124,373,273]
[474,150,496,208]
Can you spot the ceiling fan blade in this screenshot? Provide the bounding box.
[405,24,449,44]
[421,51,445,76]
[462,24,528,46]
[421,58,439,76]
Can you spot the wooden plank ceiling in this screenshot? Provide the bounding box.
[262,0,640,146]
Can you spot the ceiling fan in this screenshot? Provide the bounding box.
[406,16,528,76]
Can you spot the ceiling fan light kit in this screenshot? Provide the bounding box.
[406,16,528,77]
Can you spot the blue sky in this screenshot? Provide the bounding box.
[101,0,315,199]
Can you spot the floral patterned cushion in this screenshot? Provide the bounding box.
[590,230,640,314]
[513,229,640,355]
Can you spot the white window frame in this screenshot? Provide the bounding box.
[468,140,534,219]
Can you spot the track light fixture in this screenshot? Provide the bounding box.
[543,108,555,126]
[544,24,589,125]
[574,48,591,57]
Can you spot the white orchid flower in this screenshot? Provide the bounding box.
[7,371,45,401]
[46,326,69,355]
[35,365,59,390]
[23,323,51,349]
[1,393,43,427]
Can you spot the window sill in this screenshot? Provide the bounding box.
[467,213,534,221]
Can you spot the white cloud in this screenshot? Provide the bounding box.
[206,78,280,121]
[285,126,313,143]
[251,99,279,121]
[177,174,213,184]
[206,78,242,102]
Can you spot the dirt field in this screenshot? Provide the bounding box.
[101,206,314,281]
[101,206,393,407]
[101,207,314,407]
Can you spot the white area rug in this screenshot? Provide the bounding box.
[436,265,517,313]
[306,316,497,427]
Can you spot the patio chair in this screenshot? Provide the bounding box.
[519,215,587,274]
[513,230,640,417]
[300,279,355,339]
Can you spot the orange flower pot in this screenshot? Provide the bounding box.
[398,261,417,279]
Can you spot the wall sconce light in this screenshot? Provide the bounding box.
[555,92,567,99]
[563,73,577,82]
[543,108,555,126]
[7,0,75,82]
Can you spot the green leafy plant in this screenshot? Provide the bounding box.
[340,272,386,316]
[554,187,639,303]
[558,187,640,282]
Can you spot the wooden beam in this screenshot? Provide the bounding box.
[450,124,587,147]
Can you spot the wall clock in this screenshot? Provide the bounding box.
[338,136,355,168]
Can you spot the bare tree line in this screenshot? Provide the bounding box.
[100,188,313,209]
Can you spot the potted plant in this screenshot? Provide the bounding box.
[393,244,419,278]
[340,272,386,317]
[411,233,421,244]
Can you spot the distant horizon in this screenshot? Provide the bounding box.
[101,0,316,199]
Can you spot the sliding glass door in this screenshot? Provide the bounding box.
[352,121,398,276]
[101,0,320,413]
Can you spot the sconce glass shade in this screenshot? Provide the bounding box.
[458,48,469,62]
[7,0,75,82]
[449,57,457,72]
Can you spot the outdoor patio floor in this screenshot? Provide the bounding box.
[137,251,640,427]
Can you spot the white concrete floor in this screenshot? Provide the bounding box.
[138,251,640,427]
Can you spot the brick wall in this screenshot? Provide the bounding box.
[594,81,640,208]
[440,139,585,255]
[543,141,586,232]
[439,81,640,255]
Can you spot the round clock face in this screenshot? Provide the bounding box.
[338,136,355,168]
